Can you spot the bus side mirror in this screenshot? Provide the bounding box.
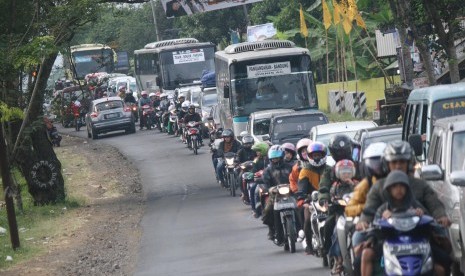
[155,76,162,87]
[408,134,423,157]
[224,85,230,99]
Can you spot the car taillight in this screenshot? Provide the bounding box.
[90,112,98,118]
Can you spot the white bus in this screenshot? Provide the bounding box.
[134,38,215,93]
[215,40,319,136]
[70,44,115,80]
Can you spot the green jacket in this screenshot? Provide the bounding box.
[360,176,447,223]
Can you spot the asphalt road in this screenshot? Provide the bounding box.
[60,127,329,276]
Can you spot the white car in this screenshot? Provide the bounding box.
[108,76,138,100]
[246,109,294,143]
[309,120,378,166]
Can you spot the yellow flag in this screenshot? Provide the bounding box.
[322,0,332,30]
[355,13,367,29]
[347,0,358,21]
[300,4,309,38]
[333,0,341,25]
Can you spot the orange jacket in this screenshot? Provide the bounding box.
[289,163,300,194]
[344,176,377,217]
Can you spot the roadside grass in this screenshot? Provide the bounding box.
[0,149,89,270]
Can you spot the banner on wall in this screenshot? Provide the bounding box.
[246,23,277,42]
[161,0,264,18]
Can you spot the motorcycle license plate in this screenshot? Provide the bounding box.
[105,113,119,119]
[274,202,296,210]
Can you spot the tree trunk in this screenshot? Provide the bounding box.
[422,0,460,83]
[14,53,66,205]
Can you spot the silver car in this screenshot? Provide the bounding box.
[86,97,136,139]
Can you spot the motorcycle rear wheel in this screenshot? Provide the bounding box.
[229,173,236,197]
[193,138,198,155]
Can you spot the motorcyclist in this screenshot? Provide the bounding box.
[289,138,312,194]
[183,104,203,146]
[138,91,152,130]
[152,92,161,108]
[318,134,359,255]
[249,142,270,218]
[358,140,451,276]
[149,92,156,103]
[297,141,331,254]
[175,93,185,110]
[281,142,297,166]
[261,145,293,244]
[236,135,257,204]
[214,129,241,187]
[328,159,358,274]
[124,89,136,104]
[344,142,387,275]
[159,93,170,111]
[117,85,127,99]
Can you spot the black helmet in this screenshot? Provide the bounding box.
[222,129,234,138]
[215,128,223,139]
[328,134,353,162]
[382,140,415,172]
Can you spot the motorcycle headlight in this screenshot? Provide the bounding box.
[278,186,290,195]
[388,216,419,232]
[225,157,235,166]
[204,122,209,126]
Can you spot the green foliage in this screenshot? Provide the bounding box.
[14,36,58,69]
[0,170,82,269]
[0,102,23,122]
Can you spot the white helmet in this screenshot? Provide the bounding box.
[160,93,167,98]
[149,92,156,97]
[168,105,176,112]
[178,93,185,99]
[363,142,387,159]
[181,101,190,108]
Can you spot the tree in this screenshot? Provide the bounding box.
[1,0,101,205]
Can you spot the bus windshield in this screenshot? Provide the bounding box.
[160,47,215,90]
[230,55,317,117]
[432,97,465,124]
[72,49,113,79]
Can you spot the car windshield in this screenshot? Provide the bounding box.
[316,131,358,154]
[363,133,402,147]
[95,100,123,112]
[254,118,270,136]
[451,131,465,172]
[202,93,217,107]
[272,115,327,141]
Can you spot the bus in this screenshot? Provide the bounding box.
[70,44,115,80]
[215,40,319,136]
[134,38,216,93]
[402,82,465,157]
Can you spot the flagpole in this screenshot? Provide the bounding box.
[325,28,329,84]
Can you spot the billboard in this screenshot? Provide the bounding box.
[247,23,277,42]
[161,0,264,18]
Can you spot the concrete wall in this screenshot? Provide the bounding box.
[316,76,401,112]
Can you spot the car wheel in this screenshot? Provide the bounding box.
[91,127,99,140]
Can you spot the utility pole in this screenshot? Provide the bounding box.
[150,0,161,41]
[0,124,20,250]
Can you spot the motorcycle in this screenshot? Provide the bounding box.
[253,170,267,217]
[141,104,155,130]
[377,212,434,276]
[239,161,255,204]
[168,110,178,135]
[186,121,201,154]
[73,108,85,131]
[155,107,164,132]
[335,195,356,276]
[272,184,298,253]
[222,152,237,196]
[128,103,138,122]
[309,191,331,267]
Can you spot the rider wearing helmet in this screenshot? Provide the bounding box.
[358,141,451,276]
[183,104,201,124]
[214,129,242,186]
[343,142,387,275]
[175,93,185,110]
[289,138,312,194]
[124,88,136,104]
[359,140,449,227]
[281,142,297,165]
[117,85,127,99]
[297,141,331,254]
[138,91,152,130]
[262,145,294,244]
[251,142,269,173]
[159,93,170,111]
[236,135,256,163]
